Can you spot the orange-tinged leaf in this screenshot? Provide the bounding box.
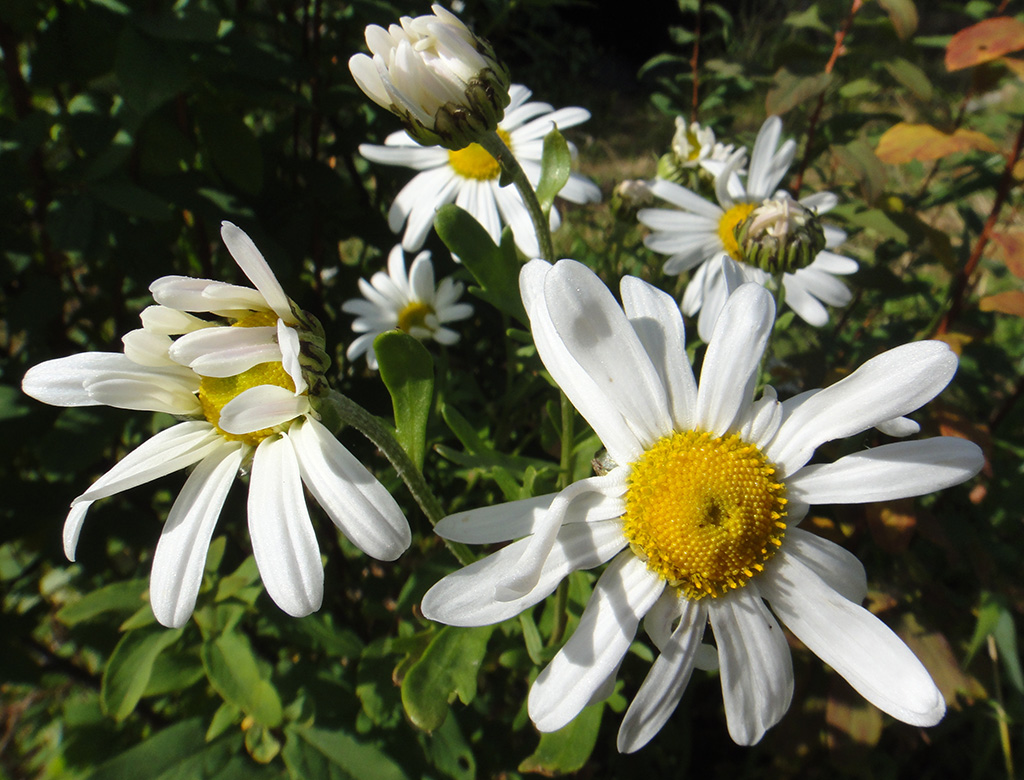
[876,123,999,164]
[1001,55,1024,76]
[946,17,1024,72]
[899,614,987,704]
[933,332,972,356]
[826,680,883,749]
[866,499,917,554]
[980,290,1024,317]
[989,230,1024,278]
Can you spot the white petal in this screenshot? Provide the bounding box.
[620,276,698,432]
[768,342,959,476]
[122,329,176,367]
[63,501,93,561]
[22,353,182,408]
[420,519,627,626]
[139,305,213,335]
[695,284,775,436]
[168,326,280,377]
[149,276,267,313]
[787,438,983,504]
[739,386,782,449]
[746,117,784,198]
[649,179,723,219]
[759,551,945,726]
[220,222,294,323]
[248,435,323,617]
[74,422,222,504]
[278,321,307,395]
[290,417,410,560]
[529,554,664,732]
[710,585,794,745]
[618,598,708,753]
[780,528,866,604]
[358,141,448,170]
[876,416,920,437]
[543,260,672,448]
[149,444,244,628]
[84,377,202,416]
[218,385,310,435]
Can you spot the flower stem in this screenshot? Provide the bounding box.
[325,391,474,566]
[478,130,556,263]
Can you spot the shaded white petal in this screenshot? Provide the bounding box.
[529,554,664,732]
[218,386,310,435]
[739,386,782,449]
[74,422,222,504]
[760,550,945,726]
[122,329,176,367]
[746,117,783,198]
[618,598,708,753]
[169,326,280,377]
[290,417,410,560]
[768,341,959,476]
[420,519,627,626]
[695,284,775,436]
[63,501,93,561]
[85,377,202,416]
[139,305,214,336]
[358,141,448,169]
[150,276,267,313]
[220,222,294,323]
[149,444,244,628]
[877,416,920,437]
[248,435,323,617]
[780,528,866,604]
[278,321,307,395]
[709,585,794,745]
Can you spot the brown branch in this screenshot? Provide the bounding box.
[935,117,1024,335]
[790,0,862,195]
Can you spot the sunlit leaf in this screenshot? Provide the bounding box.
[282,725,409,780]
[101,626,183,722]
[518,700,603,775]
[979,290,1024,317]
[878,0,919,40]
[875,123,999,164]
[375,330,434,471]
[201,629,283,727]
[989,230,1024,278]
[535,126,571,214]
[57,578,148,625]
[946,17,1024,71]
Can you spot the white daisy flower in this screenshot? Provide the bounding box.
[421,259,983,750]
[639,116,858,340]
[348,4,510,150]
[666,117,739,177]
[343,245,473,369]
[358,83,602,258]
[22,222,411,629]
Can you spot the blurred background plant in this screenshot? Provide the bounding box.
[1,0,1022,778]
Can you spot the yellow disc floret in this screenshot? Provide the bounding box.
[447,128,511,180]
[197,311,299,446]
[397,301,435,334]
[717,202,758,260]
[621,430,787,600]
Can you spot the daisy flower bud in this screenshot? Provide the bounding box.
[349,4,511,151]
[734,195,827,274]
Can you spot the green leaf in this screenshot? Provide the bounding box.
[57,578,148,625]
[143,651,205,697]
[197,109,265,195]
[84,719,211,780]
[883,58,933,101]
[91,179,172,221]
[433,205,527,323]
[765,69,832,116]
[518,700,604,775]
[101,626,183,722]
[420,712,475,780]
[878,0,918,40]
[401,625,494,731]
[282,725,409,780]
[201,630,283,727]
[831,140,886,205]
[375,330,434,471]
[534,126,571,215]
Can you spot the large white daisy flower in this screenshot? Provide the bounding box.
[22,222,410,628]
[358,83,602,258]
[343,244,473,369]
[421,259,983,750]
[639,116,858,340]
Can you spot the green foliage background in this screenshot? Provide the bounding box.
[2,0,1023,778]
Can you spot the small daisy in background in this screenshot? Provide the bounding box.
[21,222,411,628]
[343,245,473,370]
[639,116,858,340]
[657,117,740,182]
[358,83,601,258]
[422,259,983,751]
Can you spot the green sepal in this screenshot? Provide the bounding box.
[535,125,571,215]
[434,204,527,323]
[374,330,434,472]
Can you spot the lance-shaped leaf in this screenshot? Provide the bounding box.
[201,629,283,727]
[101,626,183,721]
[518,700,604,775]
[535,126,571,215]
[375,330,434,471]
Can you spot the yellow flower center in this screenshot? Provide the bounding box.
[685,129,702,161]
[397,301,434,334]
[197,312,298,446]
[717,202,758,260]
[621,430,787,600]
[447,128,511,181]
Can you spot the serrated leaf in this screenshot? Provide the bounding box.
[946,16,1024,71]
[401,625,494,731]
[765,69,832,116]
[101,626,183,722]
[282,725,409,780]
[57,578,148,625]
[535,126,571,214]
[878,0,919,40]
[375,330,433,471]
[875,122,999,164]
[201,630,283,727]
[518,700,604,775]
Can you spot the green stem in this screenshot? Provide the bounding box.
[477,130,556,263]
[547,391,576,646]
[325,392,474,566]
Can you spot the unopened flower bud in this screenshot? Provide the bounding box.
[734,195,826,274]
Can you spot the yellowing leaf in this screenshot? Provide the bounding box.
[980,290,1024,317]
[946,17,1024,72]
[989,230,1024,279]
[875,123,999,164]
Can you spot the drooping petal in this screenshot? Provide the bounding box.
[63,501,93,561]
[779,528,866,604]
[289,417,410,561]
[277,321,307,395]
[150,276,268,314]
[218,385,310,435]
[247,435,324,617]
[787,438,983,504]
[220,222,295,323]
[709,585,794,745]
[617,598,708,753]
[529,554,664,732]
[149,444,244,628]
[22,353,189,408]
[760,551,945,726]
